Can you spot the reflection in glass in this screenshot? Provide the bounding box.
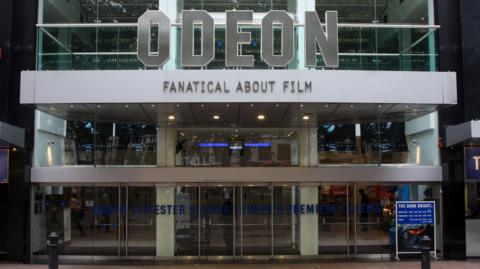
[273,186,300,255]
[240,186,271,256]
[318,184,349,255]
[175,186,200,256]
[200,186,235,256]
[177,129,298,167]
[127,187,156,256]
[182,0,292,13]
[316,0,429,24]
[318,122,409,165]
[64,121,156,166]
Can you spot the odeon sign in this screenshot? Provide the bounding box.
[137,10,339,68]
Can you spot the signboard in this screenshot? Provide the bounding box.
[395,201,436,259]
[137,10,339,68]
[465,147,480,180]
[0,149,8,183]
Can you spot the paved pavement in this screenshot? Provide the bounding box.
[1,261,480,269]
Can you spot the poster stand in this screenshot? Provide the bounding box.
[395,201,437,261]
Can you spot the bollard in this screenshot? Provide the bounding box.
[47,232,59,269]
[421,236,431,269]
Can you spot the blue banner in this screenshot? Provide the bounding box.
[0,149,8,184]
[396,201,435,225]
[465,147,480,180]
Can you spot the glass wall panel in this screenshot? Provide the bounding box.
[175,186,200,256]
[177,129,298,167]
[318,184,350,255]
[316,0,430,24]
[240,186,272,256]
[354,184,440,255]
[65,121,95,165]
[200,186,235,256]
[94,123,157,166]
[92,187,121,256]
[182,0,293,13]
[32,185,122,256]
[318,122,409,165]
[273,185,300,255]
[41,0,159,23]
[127,187,156,256]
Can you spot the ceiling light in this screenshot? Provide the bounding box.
[350,105,355,108]
[213,115,220,120]
[300,104,304,108]
[235,129,239,133]
[200,104,205,107]
[250,104,255,107]
[168,115,176,121]
[275,104,280,107]
[302,115,311,121]
[404,105,410,109]
[176,104,181,107]
[325,104,329,108]
[226,104,230,107]
[125,105,129,108]
[151,104,156,108]
[257,114,266,120]
[96,105,101,108]
[378,105,383,108]
[69,105,75,108]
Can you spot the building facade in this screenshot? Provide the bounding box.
[20,0,461,263]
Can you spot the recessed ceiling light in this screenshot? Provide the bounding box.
[257,114,266,120]
[176,104,181,107]
[235,129,239,133]
[96,105,101,108]
[200,104,205,107]
[302,115,311,121]
[226,104,230,107]
[151,104,156,108]
[325,104,329,108]
[168,115,176,121]
[250,104,255,107]
[300,104,304,108]
[275,104,280,107]
[213,115,220,120]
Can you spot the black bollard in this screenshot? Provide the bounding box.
[47,232,59,269]
[421,236,431,269]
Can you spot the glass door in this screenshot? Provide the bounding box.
[353,184,399,257]
[200,185,235,257]
[318,184,351,256]
[92,186,121,256]
[272,185,299,256]
[126,186,156,257]
[239,185,272,257]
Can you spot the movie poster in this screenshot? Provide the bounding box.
[396,201,435,253]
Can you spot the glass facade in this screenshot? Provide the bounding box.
[31,183,441,259]
[36,0,437,71]
[36,120,431,167]
[30,0,446,262]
